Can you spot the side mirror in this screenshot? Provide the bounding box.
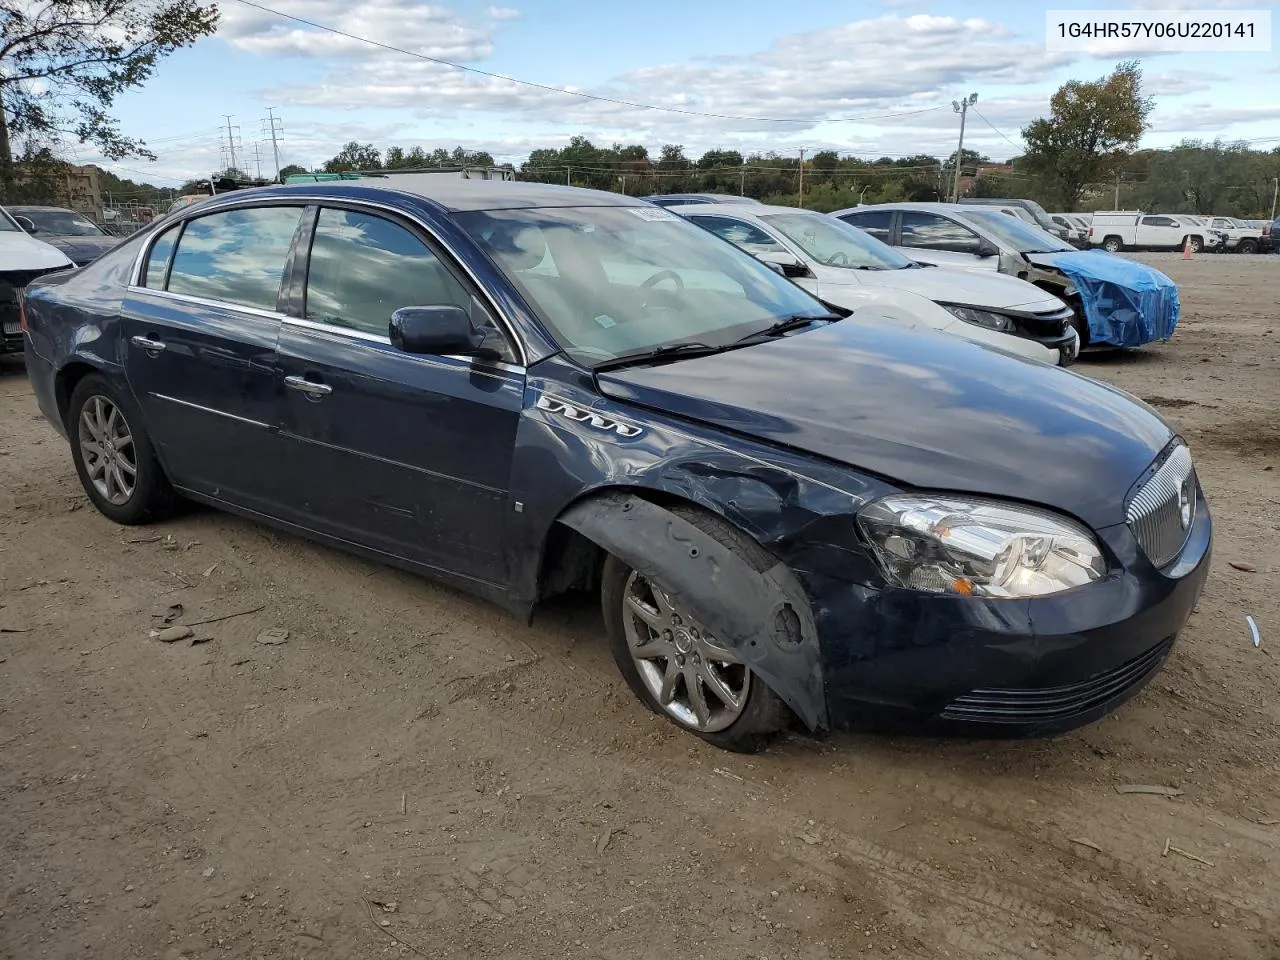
[15,215,37,234]
[975,240,999,258]
[754,249,810,278]
[389,305,494,357]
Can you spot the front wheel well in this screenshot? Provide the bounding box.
[533,487,753,605]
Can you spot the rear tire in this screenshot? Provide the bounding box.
[1237,239,1258,254]
[601,506,790,753]
[1102,236,1123,253]
[67,373,175,525]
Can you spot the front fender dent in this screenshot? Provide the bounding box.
[560,493,828,730]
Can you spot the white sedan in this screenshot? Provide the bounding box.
[675,203,1079,365]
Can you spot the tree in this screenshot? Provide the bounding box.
[278,163,308,179]
[323,141,382,172]
[0,0,219,168]
[1020,60,1154,210]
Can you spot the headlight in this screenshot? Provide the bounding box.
[858,495,1105,598]
[940,304,1015,332]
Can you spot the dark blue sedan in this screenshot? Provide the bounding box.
[20,178,1211,752]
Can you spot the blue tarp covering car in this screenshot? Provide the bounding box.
[1026,251,1180,348]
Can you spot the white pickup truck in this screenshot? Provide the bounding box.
[1205,216,1265,254]
[1087,211,1227,253]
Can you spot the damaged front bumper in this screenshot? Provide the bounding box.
[818,493,1211,736]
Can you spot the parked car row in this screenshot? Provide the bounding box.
[18,176,1211,751]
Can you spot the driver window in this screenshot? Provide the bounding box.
[305,208,512,362]
[899,212,981,254]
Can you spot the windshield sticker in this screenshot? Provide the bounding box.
[594,315,618,328]
[627,207,679,222]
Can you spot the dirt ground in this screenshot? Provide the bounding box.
[2,252,1278,960]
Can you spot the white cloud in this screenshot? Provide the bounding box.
[253,11,1078,147]
[219,0,494,62]
[486,5,520,19]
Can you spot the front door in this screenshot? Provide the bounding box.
[275,205,524,585]
[897,211,997,273]
[120,204,306,513]
[1136,216,1181,249]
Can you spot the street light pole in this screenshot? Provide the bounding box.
[1271,177,1278,220]
[798,148,805,208]
[950,92,977,203]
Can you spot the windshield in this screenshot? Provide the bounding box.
[760,212,915,269]
[17,209,108,236]
[457,205,834,366]
[957,209,1075,254]
[0,207,20,232]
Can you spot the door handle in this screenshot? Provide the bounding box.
[285,375,333,398]
[130,335,167,352]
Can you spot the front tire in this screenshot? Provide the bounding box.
[68,374,175,525]
[601,508,789,752]
[1186,235,1204,254]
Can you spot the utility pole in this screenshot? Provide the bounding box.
[251,144,264,179]
[619,175,626,195]
[566,166,571,187]
[263,108,284,181]
[1271,177,1278,220]
[739,167,746,196]
[798,148,805,208]
[1115,172,1121,209]
[223,115,239,176]
[950,93,977,203]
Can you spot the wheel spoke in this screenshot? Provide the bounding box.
[658,659,681,705]
[624,593,666,633]
[115,457,137,479]
[104,463,119,501]
[80,408,102,443]
[698,633,740,665]
[686,668,712,728]
[92,397,108,439]
[104,404,119,437]
[698,661,742,711]
[649,584,676,615]
[87,456,107,481]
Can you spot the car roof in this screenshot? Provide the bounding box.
[836,202,968,214]
[199,178,646,214]
[7,205,74,212]
[672,202,822,218]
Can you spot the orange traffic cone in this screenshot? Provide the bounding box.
[1182,236,1193,260]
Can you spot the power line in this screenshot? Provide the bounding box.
[970,106,1023,151]
[230,0,946,125]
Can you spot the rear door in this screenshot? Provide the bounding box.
[120,203,306,512]
[274,203,524,584]
[897,211,996,272]
[1137,216,1180,248]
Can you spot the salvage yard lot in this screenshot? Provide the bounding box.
[1,252,1277,960]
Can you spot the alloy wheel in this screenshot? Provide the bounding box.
[79,395,137,505]
[621,571,750,733]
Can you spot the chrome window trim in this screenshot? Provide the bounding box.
[131,285,288,322]
[281,316,525,383]
[126,192,528,367]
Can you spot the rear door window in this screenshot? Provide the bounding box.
[836,209,893,241]
[899,212,982,253]
[166,206,304,311]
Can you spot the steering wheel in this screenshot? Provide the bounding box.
[641,270,685,294]
[825,251,849,266]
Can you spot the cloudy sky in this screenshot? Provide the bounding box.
[76,0,1280,187]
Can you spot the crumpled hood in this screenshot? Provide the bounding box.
[42,234,120,265]
[597,319,1174,528]
[1024,250,1180,347]
[823,263,1065,311]
[0,231,74,270]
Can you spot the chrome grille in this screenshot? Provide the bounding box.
[1126,444,1196,568]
